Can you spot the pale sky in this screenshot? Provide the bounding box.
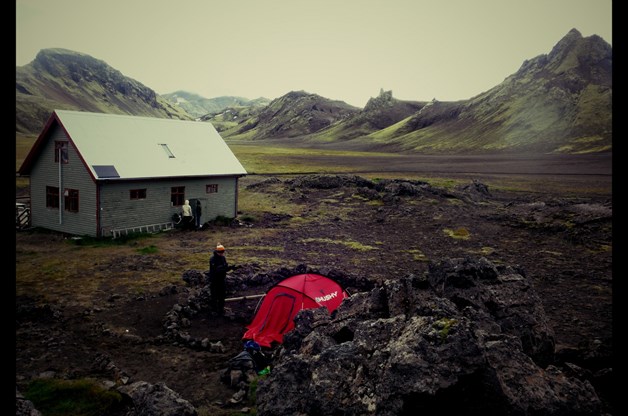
[16,0,612,108]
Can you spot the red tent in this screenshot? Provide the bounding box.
[242,273,348,347]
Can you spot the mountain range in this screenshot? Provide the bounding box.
[15,48,192,134]
[161,91,270,119]
[15,29,611,154]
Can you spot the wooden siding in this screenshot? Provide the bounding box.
[29,125,98,236]
[99,176,239,237]
[26,123,242,238]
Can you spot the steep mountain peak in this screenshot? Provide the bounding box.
[511,28,611,86]
[219,90,359,140]
[281,90,314,101]
[329,28,611,154]
[547,28,609,59]
[546,28,585,67]
[35,47,91,59]
[553,28,583,48]
[378,88,393,100]
[31,47,147,94]
[16,48,192,134]
[364,89,394,111]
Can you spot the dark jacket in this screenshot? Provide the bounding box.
[226,349,267,373]
[209,251,234,314]
[209,251,230,303]
[209,251,229,284]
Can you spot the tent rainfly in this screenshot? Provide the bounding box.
[242,273,348,348]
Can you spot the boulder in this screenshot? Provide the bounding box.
[256,257,601,415]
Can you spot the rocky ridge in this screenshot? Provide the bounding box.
[257,258,603,415]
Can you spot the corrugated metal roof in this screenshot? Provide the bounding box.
[55,110,247,180]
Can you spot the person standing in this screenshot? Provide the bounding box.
[181,199,193,230]
[209,243,236,315]
[195,200,202,229]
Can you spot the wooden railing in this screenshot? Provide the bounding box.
[111,222,175,238]
[16,202,30,229]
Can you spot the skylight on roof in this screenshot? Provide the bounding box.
[159,144,175,158]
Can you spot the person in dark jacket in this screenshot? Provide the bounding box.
[195,200,202,229]
[220,341,269,403]
[209,243,236,315]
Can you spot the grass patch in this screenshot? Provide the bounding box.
[589,284,611,294]
[288,216,308,225]
[24,378,125,416]
[209,215,235,226]
[238,190,303,218]
[479,246,495,255]
[246,246,285,252]
[245,256,295,269]
[446,198,464,205]
[137,244,158,254]
[467,246,495,256]
[16,133,38,170]
[366,199,384,206]
[587,244,611,254]
[538,250,563,256]
[299,237,376,251]
[350,193,370,201]
[423,178,464,190]
[67,232,155,247]
[248,374,267,405]
[40,260,66,277]
[433,318,457,343]
[229,144,400,174]
[16,176,29,193]
[402,248,429,262]
[16,231,188,303]
[239,214,257,223]
[443,227,471,240]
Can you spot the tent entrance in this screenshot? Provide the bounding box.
[257,293,297,336]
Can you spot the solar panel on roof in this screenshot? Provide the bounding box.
[92,165,120,178]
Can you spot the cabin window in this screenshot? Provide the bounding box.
[160,144,175,158]
[64,188,79,212]
[130,189,147,200]
[171,186,185,206]
[206,184,218,193]
[46,186,59,208]
[54,141,68,164]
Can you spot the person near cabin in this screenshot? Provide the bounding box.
[195,200,202,229]
[181,199,194,230]
[209,243,237,315]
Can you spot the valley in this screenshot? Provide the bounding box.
[16,151,613,414]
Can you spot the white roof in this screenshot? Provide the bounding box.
[55,110,247,180]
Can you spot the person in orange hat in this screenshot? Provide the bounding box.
[209,243,236,315]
